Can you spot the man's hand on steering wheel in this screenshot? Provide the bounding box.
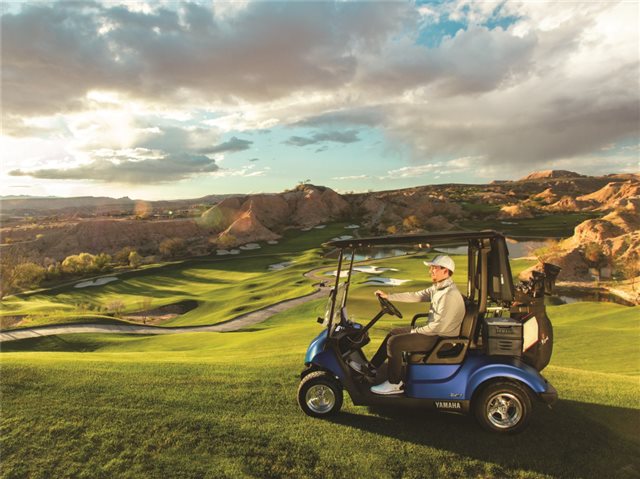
[375,291,403,318]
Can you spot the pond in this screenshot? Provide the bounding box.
[325,247,419,261]
[325,239,548,260]
[435,239,548,258]
[547,289,636,307]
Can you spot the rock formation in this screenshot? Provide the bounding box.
[520,170,584,181]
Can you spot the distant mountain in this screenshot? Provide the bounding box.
[519,170,584,181]
[0,194,238,214]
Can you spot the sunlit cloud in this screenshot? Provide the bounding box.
[332,175,370,181]
[1,0,637,197]
[383,164,439,179]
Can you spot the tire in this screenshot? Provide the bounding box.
[297,371,343,418]
[473,380,532,434]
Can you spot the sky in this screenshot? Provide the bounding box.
[1,0,639,200]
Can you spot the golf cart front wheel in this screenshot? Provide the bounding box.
[474,381,532,434]
[297,371,343,417]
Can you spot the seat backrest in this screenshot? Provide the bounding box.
[459,300,479,339]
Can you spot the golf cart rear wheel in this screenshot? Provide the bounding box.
[474,381,531,434]
[297,371,343,417]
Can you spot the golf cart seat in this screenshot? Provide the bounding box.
[407,299,479,365]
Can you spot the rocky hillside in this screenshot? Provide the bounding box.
[519,170,585,181]
[519,177,639,286]
[197,184,351,246]
[2,172,638,284]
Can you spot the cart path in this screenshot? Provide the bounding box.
[0,270,330,342]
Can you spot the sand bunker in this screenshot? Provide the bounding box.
[269,261,293,271]
[345,224,360,229]
[314,225,326,229]
[216,249,241,255]
[362,277,411,286]
[353,266,399,274]
[239,243,261,250]
[74,277,119,289]
[331,235,353,241]
[267,240,279,245]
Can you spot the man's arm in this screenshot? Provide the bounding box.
[387,288,432,303]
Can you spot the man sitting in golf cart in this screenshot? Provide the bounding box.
[367,254,466,395]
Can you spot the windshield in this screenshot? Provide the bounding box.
[322,282,346,328]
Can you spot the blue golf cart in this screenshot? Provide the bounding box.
[297,231,559,434]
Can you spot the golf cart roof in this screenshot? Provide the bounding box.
[324,230,505,249]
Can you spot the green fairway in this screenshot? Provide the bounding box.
[2,227,639,478]
[2,299,639,479]
[0,224,347,329]
[459,212,601,238]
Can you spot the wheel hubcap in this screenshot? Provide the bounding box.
[486,392,523,429]
[306,384,335,414]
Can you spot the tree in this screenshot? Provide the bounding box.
[615,255,640,295]
[128,251,142,268]
[402,215,422,230]
[583,242,607,267]
[61,252,112,275]
[216,233,237,249]
[0,261,45,298]
[94,253,112,272]
[115,246,135,264]
[159,238,186,258]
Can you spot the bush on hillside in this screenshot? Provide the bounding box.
[114,246,135,264]
[0,261,46,298]
[128,251,142,268]
[61,252,112,275]
[159,238,186,259]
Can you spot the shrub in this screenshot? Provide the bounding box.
[114,247,135,264]
[159,238,186,258]
[105,299,125,317]
[0,262,45,297]
[216,233,237,249]
[128,251,142,268]
[583,242,607,267]
[61,252,112,275]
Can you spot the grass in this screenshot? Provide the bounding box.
[1,299,639,478]
[459,212,602,238]
[0,224,347,329]
[1,222,638,478]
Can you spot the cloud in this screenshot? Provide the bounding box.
[383,164,439,179]
[285,130,360,146]
[10,151,219,183]
[197,136,252,154]
[332,175,370,181]
[210,164,269,178]
[2,1,638,182]
[1,2,412,116]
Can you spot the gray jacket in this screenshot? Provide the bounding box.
[388,277,466,337]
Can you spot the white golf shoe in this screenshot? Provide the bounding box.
[370,380,404,395]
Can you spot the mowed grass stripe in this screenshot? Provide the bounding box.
[2,300,639,479]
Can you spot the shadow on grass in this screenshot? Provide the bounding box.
[329,400,640,479]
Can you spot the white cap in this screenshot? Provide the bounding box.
[423,255,456,273]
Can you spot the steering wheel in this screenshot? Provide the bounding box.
[377,294,403,318]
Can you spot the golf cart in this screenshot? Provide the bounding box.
[297,231,559,434]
